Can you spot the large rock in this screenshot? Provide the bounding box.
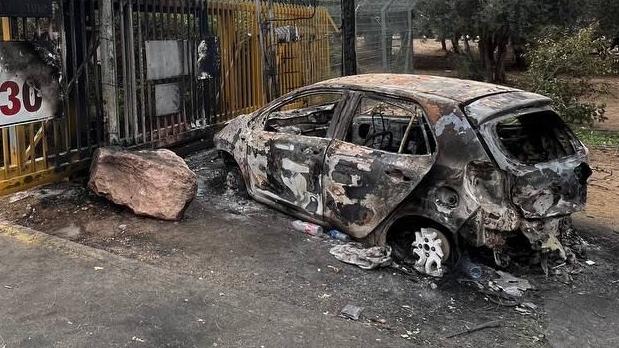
[88,148,197,220]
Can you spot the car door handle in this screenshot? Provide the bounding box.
[385,169,412,182]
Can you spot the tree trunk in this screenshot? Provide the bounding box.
[512,45,526,70]
[440,38,447,51]
[478,28,509,83]
[464,37,471,56]
[451,33,460,54]
[494,44,507,83]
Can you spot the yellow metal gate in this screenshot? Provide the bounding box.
[0,0,339,196]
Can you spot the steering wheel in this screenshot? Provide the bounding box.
[363,131,393,150]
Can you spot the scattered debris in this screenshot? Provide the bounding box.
[54,224,82,240]
[490,271,534,298]
[3,285,12,289]
[457,254,482,280]
[340,304,364,320]
[445,320,501,338]
[329,243,392,270]
[93,267,104,271]
[131,336,145,343]
[326,265,341,273]
[522,302,538,310]
[326,229,351,242]
[292,220,323,236]
[585,260,596,266]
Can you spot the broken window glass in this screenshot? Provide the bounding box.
[264,92,344,138]
[346,97,433,155]
[495,111,577,164]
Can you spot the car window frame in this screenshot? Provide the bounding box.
[255,87,351,140]
[335,91,436,157]
[480,105,586,168]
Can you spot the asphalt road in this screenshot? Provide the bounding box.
[0,225,407,348]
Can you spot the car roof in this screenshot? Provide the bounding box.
[314,74,521,104]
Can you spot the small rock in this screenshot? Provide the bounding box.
[430,282,438,290]
[585,260,596,266]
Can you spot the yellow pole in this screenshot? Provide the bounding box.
[1,18,10,40]
[1,18,19,171]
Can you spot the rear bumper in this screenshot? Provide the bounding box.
[461,208,571,257]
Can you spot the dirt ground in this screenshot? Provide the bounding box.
[0,148,618,347]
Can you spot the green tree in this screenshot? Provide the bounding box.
[523,25,613,125]
[416,0,586,83]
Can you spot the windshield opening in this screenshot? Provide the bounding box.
[495,111,576,164]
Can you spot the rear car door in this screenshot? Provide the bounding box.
[323,93,437,238]
[245,90,348,220]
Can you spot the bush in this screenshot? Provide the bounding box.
[523,25,614,125]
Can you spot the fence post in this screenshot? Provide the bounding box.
[1,17,20,167]
[99,0,119,144]
[341,0,357,76]
[404,5,414,74]
[381,0,396,72]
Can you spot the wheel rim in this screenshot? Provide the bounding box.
[411,227,450,277]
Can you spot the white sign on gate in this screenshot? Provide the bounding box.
[0,41,60,127]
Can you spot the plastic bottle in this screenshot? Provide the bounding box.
[327,229,351,242]
[292,220,323,236]
[458,254,482,280]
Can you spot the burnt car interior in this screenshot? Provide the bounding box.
[495,110,577,164]
[347,98,434,155]
[264,92,345,137]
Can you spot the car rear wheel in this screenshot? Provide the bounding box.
[389,226,452,277]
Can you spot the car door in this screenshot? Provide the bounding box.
[322,93,437,238]
[245,89,349,220]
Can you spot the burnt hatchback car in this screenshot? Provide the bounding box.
[215,74,591,277]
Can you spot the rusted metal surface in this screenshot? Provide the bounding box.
[215,74,592,274]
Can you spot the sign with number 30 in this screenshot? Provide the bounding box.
[0,41,59,127]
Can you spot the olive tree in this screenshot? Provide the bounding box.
[416,0,584,83]
[523,25,613,125]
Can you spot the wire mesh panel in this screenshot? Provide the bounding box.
[355,0,414,74]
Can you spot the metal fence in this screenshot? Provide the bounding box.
[0,3,102,194]
[0,0,340,195]
[355,0,415,74]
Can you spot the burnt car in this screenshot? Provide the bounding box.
[215,74,591,277]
